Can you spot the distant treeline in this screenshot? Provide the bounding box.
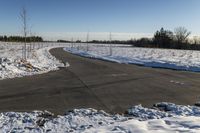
[57,40,71,43]
[60,27,200,51]
[0,35,43,42]
[88,38,200,50]
[57,39,82,43]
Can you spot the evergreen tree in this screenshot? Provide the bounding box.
[153,28,174,48]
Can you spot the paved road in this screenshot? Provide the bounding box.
[0,48,200,114]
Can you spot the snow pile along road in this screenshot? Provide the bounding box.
[0,42,68,80]
[1,103,200,132]
[64,45,200,72]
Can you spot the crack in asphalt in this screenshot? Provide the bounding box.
[64,68,112,112]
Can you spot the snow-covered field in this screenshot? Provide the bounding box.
[65,44,200,72]
[4,42,199,80]
[0,42,69,80]
[1,103,200,132]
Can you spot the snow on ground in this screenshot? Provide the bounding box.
[0,42,69,80]
[1,43,200,132]
[64,44,200,72]
[1,103,200,132]
[0,42,132,79]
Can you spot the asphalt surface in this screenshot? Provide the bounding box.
[0,48,200,114]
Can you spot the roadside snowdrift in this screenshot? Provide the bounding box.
[1,103,200,132]
[0,42,68,80]
[64,45,200,72]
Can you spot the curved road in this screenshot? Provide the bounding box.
[0,48,200,114]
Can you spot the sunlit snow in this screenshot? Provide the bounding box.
[65,44,200,72]
[0,103,200,132]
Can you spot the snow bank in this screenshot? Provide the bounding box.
[0,42,69,80]
[128,102,200,120]
[1,103,200,132]
[64,45,200,72]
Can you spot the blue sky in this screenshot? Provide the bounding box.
[0,0,199,40]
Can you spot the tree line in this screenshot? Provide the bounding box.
[87,27,200,50]
[0,35,43,42]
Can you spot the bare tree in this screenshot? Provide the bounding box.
[86,32,89,51]
[29,29,33,55]
[71,38,74,48]
[109,32,112,56]
[20,7,28,60]
[29,25,35,51]
[174,27,191,43]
